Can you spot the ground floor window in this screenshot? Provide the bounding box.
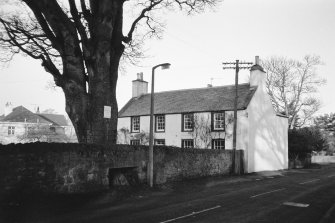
[182,139,194,149]
[154,139,165,146]
[212,139,225,149]
[8,126,15,135]
[130,139,140,145]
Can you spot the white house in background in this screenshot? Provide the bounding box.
[0,105,77,144]
[118,57,288,173]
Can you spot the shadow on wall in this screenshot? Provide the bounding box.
[249,103,288,173]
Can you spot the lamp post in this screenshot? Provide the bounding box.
[148,63,171,187]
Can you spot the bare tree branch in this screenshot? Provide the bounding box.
[262,55,326,129]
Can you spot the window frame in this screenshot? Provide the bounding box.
[181,139,194,149]
[211,111,225,131]
[8,126,15,135]
[130,139,141,145]
[154,139,165,146]
[155,114,165,132]
[131,116,140,133]
[212,139,225,150]
[182,113,194,132]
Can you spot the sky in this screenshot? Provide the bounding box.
[0,0,334,117]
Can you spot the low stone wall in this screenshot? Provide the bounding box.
[0,143,241,195]
[312,155,335,164]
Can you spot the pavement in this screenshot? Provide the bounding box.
[1,163,335,223]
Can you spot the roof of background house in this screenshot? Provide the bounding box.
[37,114,68,126]
[2,106,68,126]
[2,106,50,124]
[119,84,257,117]
[0,115,4,121]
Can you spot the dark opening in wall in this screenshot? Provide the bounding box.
[108,166,139,188]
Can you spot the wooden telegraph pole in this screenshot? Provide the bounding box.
[222,60,253,174]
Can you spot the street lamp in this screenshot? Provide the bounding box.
[148,63,171,187]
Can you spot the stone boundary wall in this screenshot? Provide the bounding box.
[312,155,335,164]
[0,143,242,195]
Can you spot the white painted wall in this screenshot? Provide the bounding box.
[117,64,288,173]
[0,122,73,144]
[117,110,248,150]
[0,122,26,144]
[247,68,288,173]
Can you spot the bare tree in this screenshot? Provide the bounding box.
[262,55,326,129]
[19,124,69,143]
[0,0,219,144]
[41,108,58,114]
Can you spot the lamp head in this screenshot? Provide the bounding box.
[160,63,171,70]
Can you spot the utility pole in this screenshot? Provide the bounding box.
[222,60,253,174]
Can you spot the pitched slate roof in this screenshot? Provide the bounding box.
[119,84,257,117]
[3,106,50,124]
[37,114,68,126]
[2,106,68,126]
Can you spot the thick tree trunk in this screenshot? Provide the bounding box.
[62,0,125,145]
[63,52,121,145]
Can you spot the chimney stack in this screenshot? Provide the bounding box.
[4,102,13,116]
[250,56,266,89]
[255,56,260,65]
[132,72,148,97]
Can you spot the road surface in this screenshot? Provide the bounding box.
[2,164,335,223]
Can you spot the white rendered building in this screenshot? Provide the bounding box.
[118,58,288,173]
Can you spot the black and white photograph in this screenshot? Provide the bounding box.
[0,0,334,222]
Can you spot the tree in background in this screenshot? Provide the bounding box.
[288,127,327,159]
[262,55,326,129]
[0,0,219,144]
[19,124,69,143]
[314,113,335,154]
[41,108,58,114]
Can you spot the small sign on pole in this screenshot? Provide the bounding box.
[104,106,111,118]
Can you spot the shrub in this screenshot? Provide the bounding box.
[288,127,327,159]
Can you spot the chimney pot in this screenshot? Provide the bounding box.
[255,56,260,65]
[137,72,143,81]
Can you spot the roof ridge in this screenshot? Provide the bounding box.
[119,83,257,117]
[137,83,251,97]
[37,113,67,126]
[39,113,61,116]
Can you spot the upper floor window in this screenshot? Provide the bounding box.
[155,115,165,132]
[155,139,165,146]
[212,112,225,131]
[182,113,194,132]
[130,139,140,145]
[8,126,15,135]
[131,116,140,132]
[182,139,194,149]
[212,139,225,150]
